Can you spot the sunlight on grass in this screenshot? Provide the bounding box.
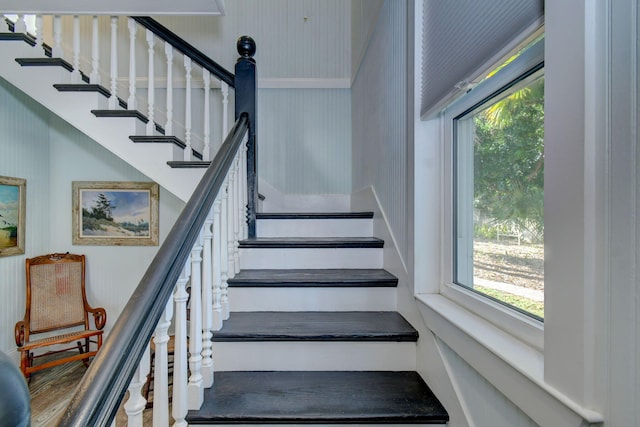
[475,285,544,319]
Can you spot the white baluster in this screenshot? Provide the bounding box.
[90,16,100,84]
[165,43,174,135]
[184,56,193,160]
[203,69,211,160]
[70,16,81,82]
[52,15,62,58]
[221,81,229,139]
[146,29,155,135]
[201,209,214,387]
[108,17,118,109]
[34,15,43,53]
[127,18,137,110]
[123,344,150,427]
[189,231,204,409]
[212,197,224,330]
[234,155,241,274]
[241,139,249,239]
[220,179,230,320]
[172,260,190,427]
[152,297,173,426]
[14,15,27,33]
[227,168,236,282]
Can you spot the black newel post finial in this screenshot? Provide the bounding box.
[235,35,258,238]
[237,35,256,59]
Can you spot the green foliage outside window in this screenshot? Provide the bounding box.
[473,77,544,243]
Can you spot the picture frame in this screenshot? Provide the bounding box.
[72,181,159,246]
[0,175,26,257]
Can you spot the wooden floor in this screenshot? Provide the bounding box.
[28,353,154,426]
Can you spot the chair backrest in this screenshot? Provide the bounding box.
[26,253,89,334]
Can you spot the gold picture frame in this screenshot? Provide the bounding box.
[72,181,159,246]
[0,175,26,257]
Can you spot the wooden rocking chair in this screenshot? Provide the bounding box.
[14,253,106,379]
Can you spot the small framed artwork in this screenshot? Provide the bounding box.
[0,175,26,257]
[72,181,159,246]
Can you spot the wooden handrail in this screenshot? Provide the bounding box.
[132,16,235,88]
[57,115,249,427]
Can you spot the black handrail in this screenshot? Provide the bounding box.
[58,115,249,427]
[132,16,235,88]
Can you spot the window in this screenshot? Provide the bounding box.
[452,39,544,320]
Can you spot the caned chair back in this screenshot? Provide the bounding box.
[26,253,89,334]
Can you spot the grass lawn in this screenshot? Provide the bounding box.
[475,285,544,319]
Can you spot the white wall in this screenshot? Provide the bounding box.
[0,77,51,356]
[0,76,184,357]
[351,0,409,262]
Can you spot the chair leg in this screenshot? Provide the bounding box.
[77,340,91,368]
[19,350,31,381]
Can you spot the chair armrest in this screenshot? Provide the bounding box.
[14,321,27,347]
[89,307,107,330]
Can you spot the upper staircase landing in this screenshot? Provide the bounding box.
[0,16,240,202]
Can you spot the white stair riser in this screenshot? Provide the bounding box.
[256,218,373,238]
[228,287,397,312]
[212,341,416,371]
[239,247,383,269]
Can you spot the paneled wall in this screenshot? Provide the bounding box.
[258,89,351,194]
[438,340,539,427]
[351,0,408,260]
[0,77,51,356]
[0,77,184,356]
[156,0,350,81]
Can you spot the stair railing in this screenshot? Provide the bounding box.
[2,12,258,426]
[4,14,229,162]
[59,114,249,426]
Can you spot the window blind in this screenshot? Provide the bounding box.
[421,0,543,119]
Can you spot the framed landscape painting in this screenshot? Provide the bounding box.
[0,175,26,257]
[72,181,159,246]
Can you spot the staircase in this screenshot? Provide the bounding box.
[185,211,448,425]
[0,14,448,426]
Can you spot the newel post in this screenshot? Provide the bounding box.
[234,36,257,238]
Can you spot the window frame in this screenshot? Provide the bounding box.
[441,36,545,351]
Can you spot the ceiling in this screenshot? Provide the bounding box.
[0,0,225,15]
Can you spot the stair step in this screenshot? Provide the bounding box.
[228,269,398,287]
[256,211,374,219]
[0,33,35,45]
[130,136,203,160]
[167,160,210,168]
[15,57,73,71]
[54,84,128,109]
[239,237,384,249]
[187,371,448,425]
[212,311,418,342]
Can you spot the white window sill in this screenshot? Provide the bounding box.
[415,293,604,426]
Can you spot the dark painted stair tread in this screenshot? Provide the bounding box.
[228,268,398,287]
[212,311,418,342]
[239,237,384,248]
[15,57,73,72]
[187,371,448,424]
[257,211,374,219]
[167,160,211,168]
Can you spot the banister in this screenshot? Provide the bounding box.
[132,16,235,88]
[57,114,250,427]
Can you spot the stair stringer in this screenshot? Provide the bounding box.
[0,40,203,202]
[351,185,469,427]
